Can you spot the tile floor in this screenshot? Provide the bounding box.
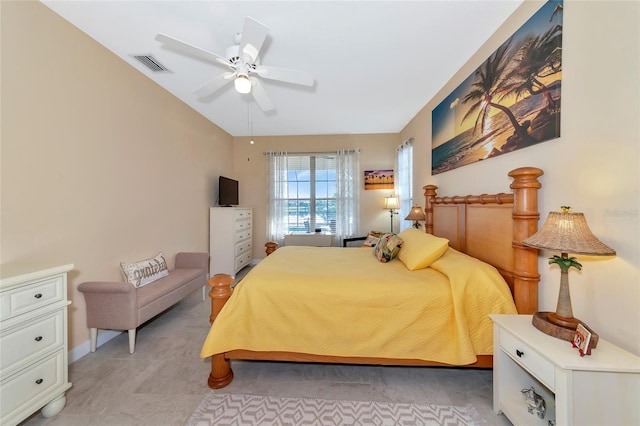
[20,270,512,426]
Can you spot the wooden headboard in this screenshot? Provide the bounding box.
[423,167,543,314]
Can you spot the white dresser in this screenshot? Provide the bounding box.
[491,314,640,426]
[210,207,253,276]
[0,263,74,426]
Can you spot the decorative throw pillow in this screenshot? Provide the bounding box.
[373,233,404,263]
[363,230,385,247]
[121,252,169,288]
[397,228,449,271]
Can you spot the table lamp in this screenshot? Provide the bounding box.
[384,196,399,233]
[523,206,615,343]
[405,205,426,229]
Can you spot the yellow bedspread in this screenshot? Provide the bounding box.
[201,246,517,365]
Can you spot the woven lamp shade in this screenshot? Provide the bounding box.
[523,211,615,256]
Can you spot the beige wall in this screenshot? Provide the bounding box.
[232,134,401,258]
[401,1,640,354]
[0,2,233,351]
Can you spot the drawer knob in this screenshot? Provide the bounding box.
[516,349,524,358]
[35,336,43,342]
[35,378,44,385]
[34,293,43,299]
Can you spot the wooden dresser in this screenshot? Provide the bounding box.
[209,207,253,276]
[0,263,74,425]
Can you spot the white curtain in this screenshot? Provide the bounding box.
[335,149,361,245]
[395,138,413,232]
[266,151,289,246]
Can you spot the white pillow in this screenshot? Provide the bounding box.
[121,252,169,288]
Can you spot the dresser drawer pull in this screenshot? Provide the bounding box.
[35,378,44,385]
[516,349,524,358]
[34,293,43,299]
[35,336,43,342]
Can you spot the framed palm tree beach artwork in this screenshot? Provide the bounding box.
[432,0,563,175]
[364,170,394,190]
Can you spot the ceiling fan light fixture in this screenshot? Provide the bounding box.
[234,74,252,94]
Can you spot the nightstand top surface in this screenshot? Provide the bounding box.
[491,314,640,372]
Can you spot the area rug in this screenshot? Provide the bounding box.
[186,393,480,426]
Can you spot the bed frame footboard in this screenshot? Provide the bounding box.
[207,274,234,388]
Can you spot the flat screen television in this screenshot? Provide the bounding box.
[218,176,239,206]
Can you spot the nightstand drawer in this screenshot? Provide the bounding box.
[500,329,555,390]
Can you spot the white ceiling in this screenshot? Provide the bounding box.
[41,1,523,137]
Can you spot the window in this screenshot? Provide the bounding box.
[267,150,360,246]
[286,155,337,233]
[395,138,414,232]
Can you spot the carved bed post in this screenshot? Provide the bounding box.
[509,167,544,314]
[207,274,234,388]
[423,185,438,235]
[265,242,278,256]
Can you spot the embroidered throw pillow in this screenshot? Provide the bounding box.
[397,228,449,271]
[373,233,403,263]
[121,252,169,288]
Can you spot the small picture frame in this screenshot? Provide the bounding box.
[572,323,593,356]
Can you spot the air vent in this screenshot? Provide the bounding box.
[132,54,171,73]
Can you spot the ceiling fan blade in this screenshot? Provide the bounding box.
[254,65,314,87]
[193,72,234,97]
[250,78,275,112]
[239,17,269,63]
[156,33,230,66]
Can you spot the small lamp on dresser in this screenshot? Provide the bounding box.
[522,206,616,344]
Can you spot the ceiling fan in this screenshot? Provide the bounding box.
[155,16,314,112]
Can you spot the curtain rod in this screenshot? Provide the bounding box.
[263,149,360,155]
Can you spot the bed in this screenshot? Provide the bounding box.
[202,166,543,389]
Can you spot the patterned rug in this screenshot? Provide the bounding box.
[186,393,480,425]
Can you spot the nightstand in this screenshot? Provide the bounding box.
[491,314,640,426]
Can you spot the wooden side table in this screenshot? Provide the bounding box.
[491,314,640,425]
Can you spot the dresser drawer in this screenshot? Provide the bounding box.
[0,276,64,321]
[0,349,66,420]
[237,228,252,242]
[234,209,252,220]
[235,240,252,257]
[500,329,555,390]
[1,310,64,374]
[235,252,252,271]
[235,219,252,232]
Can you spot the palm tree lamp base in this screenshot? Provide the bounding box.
[532,312,599,348]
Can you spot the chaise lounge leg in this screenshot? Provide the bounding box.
[128,329,136,354]
[90,328,98,352]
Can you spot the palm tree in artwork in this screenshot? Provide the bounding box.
[501,25,562,110]
[461,39,535,143]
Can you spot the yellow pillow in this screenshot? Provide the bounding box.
[397,228,449,271]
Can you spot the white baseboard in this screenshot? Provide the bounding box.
[68,329,122,363]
